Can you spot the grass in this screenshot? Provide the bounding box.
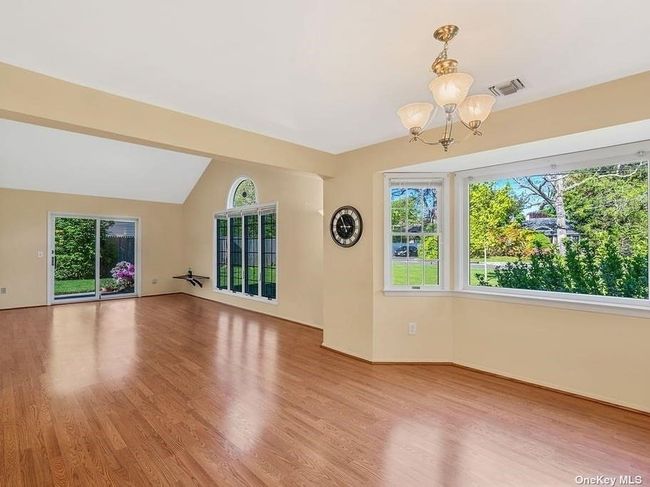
[218,265,276,284]
[391,256,522,287]
[54,278,121,295]
[391,262,439,286]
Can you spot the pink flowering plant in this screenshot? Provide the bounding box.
[110,261,135,291]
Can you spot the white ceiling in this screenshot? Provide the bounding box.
[0,1,648,154]
[0,119,210,203]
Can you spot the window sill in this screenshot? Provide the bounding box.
[213,288,278,305]
[455,287,650,318]
[383,288,452,297]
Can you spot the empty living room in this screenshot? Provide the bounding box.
[1,1,650,485]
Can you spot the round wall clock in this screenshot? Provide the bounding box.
[330,206,363,247]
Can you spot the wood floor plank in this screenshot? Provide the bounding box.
[1,294,649,486]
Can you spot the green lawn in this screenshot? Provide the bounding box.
[54,278,117,295]
[391,262,439,286]
[390,256,524,287]
[469,255,529,286]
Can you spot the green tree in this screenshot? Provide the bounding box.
[422,235,439,260]
[564,161,648,256]
[469,182,521,279]
[515,161,647,255]
[391,188,436,232]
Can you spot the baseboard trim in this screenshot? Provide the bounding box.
[320,344,373,363]
[319,344,650,417]
[452,363,650,417]
[320,344,453,366]
[180,292,323,331]
[1,292,180,312]
[0,303,48,311]
[373,361,455,365]
[141,292,183,298]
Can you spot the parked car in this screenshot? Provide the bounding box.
[393,245,418,257]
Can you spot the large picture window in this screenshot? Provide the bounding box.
[385,176,445,291]
[460,144,649,306]
[214,178,277,301]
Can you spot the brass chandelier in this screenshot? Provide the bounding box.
[397,25,496,152]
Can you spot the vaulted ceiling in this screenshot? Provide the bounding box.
[0,120,210,203]
[1,1,648,154]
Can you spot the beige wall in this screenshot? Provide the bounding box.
[0,188,183,309]
[453,298,650,412]
[182,158,324,328]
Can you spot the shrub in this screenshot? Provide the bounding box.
[111,261,135,290]
[478,237,648,299]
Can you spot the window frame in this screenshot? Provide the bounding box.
[455,140,650,311]
[212,201,278,305]
[383,173,451,295]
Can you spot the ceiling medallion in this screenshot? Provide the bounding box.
[397,25,496,152]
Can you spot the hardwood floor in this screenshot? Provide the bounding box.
[1,294,649,486]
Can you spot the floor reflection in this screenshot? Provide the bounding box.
[48,300,135,394]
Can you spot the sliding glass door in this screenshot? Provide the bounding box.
[50,214,138,303]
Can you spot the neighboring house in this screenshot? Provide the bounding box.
[521,212,580,244]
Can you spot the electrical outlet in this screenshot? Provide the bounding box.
[0,288,6,295]
[151,278,158,284]
[408,322,417,335]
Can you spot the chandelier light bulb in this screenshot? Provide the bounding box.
[397,102,434,133]
[458,94,496,125]
[428,72,474,111]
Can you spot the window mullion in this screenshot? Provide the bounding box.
[241,213,245,294]
[258,210,262,297]
[226,216,231,291]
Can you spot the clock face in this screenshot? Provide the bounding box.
[331,206,363,247]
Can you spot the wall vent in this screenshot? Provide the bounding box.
[489,78,525,97]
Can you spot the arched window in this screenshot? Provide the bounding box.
[229,178,257,208]
[216,177,277,301]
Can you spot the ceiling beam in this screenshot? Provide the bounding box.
[0,62,338,178]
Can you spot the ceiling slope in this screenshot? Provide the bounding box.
[0,119,210,203]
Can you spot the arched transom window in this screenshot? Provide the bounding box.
[230,178,257,208]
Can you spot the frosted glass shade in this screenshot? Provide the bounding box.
[458,94,496,124]
[397,102,434,130]
[428,72,474,108]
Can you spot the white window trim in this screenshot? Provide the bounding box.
[383,173,451,294]
[454,139,650,313]
[213,201,278,304]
